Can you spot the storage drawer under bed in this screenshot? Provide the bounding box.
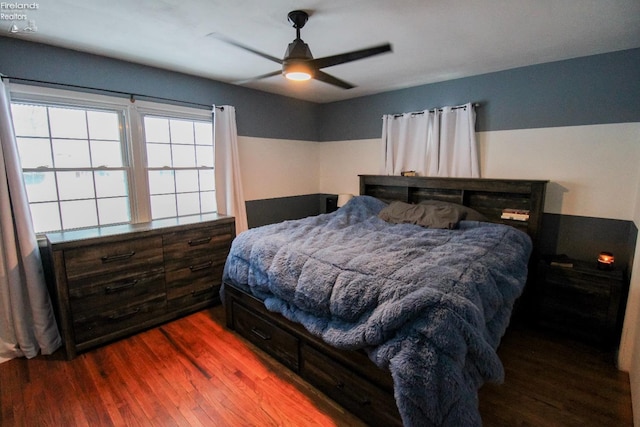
[301,344,401,427]
[224,282,402,427]
[231,301,300,371]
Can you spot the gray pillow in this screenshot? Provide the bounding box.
[378,199,487,229]
[418,200,488,222]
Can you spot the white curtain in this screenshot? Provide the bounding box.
[381,102,479,177]
[213,105,248,234]
[0,79,61,363]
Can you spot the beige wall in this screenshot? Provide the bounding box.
[619,128,640,423]
[621,238,640,424]
[318,139,382,196]
[238,136,320,201]
[238,124,640,219]
[479,123,640,219]
[238,123,640,219]
[316,123,640,219]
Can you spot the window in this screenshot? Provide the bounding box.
[12,102,130,233]
[143,115,215,220]
[9,85,216,234]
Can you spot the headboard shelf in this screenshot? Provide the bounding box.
[359,175,548,249]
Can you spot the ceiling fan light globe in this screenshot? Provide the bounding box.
[285,71,312,81]
[283,61,314,81]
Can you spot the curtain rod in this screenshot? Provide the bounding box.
[390,102,480,118]
[0,75,223,110]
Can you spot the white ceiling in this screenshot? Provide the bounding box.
[6,0,640,103]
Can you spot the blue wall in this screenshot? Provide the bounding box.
[0,36,320,141]
[3,37,639,143]
[317,48,640,141]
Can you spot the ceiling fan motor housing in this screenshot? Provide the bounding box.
[282,42,314,77]
[283,11,314,77]
[284,39,313,60]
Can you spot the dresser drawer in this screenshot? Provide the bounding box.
[166,267,222,299]
[167,283,220,312]
[538,278,610,321]
[72,295,167,344]
[163,225,233,271]
[544,270,612,295]
[68,268,166,317]
[300,344,401,427]
[166,253,225,294]
[232,301,299,371]
[64,236,164,280]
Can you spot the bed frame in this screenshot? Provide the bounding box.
[223,175,547,426]
[359,175,547,247]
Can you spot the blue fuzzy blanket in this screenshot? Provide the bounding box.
[222,196,531,426]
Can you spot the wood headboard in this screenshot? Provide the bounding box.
[359,175,548,251]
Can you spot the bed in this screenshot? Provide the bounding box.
[222,175,547,426]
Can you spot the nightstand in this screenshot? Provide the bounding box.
[535,259,628,349]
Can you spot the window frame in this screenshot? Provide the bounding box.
[137,108,216,220]
[9,83,215,234]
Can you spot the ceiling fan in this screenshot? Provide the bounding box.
[213,10,392,89]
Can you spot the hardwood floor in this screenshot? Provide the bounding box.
[0,305,633,426]
[479,322,633,426]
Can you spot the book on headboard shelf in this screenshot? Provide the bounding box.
[501,208,530,221]
[543,254,574,268]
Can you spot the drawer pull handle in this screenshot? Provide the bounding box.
[335,382,371,406]
[251,327,271,341]
[105,280,138,294]
[357,397,372,406]
[189,261,213,272]
[191,288,212,298]
[101,251,136,263]
[109,307,140,321]
[188,237,212,246]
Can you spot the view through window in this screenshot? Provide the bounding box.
[10,88,216,234]
[12,103,130,233]
[144,116,215,220]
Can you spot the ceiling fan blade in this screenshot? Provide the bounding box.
[310,43,392,70]
[207,33,283,65]
[234,70,282,85]
[314,70,355,89]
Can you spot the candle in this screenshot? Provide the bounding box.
[597,252,614,270]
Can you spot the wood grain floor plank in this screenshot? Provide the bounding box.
[148,325,255,427]
[479,322,633,426]
[0,358,21,426]
[81,352,129,427]
[165,314,266,380]
[123,336,196,427]
[137,329,201,397]
[112,339,193,426]
[0,305,632,427]
[97,346,157,426]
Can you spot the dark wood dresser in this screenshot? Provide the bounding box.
[45,214,235,359]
